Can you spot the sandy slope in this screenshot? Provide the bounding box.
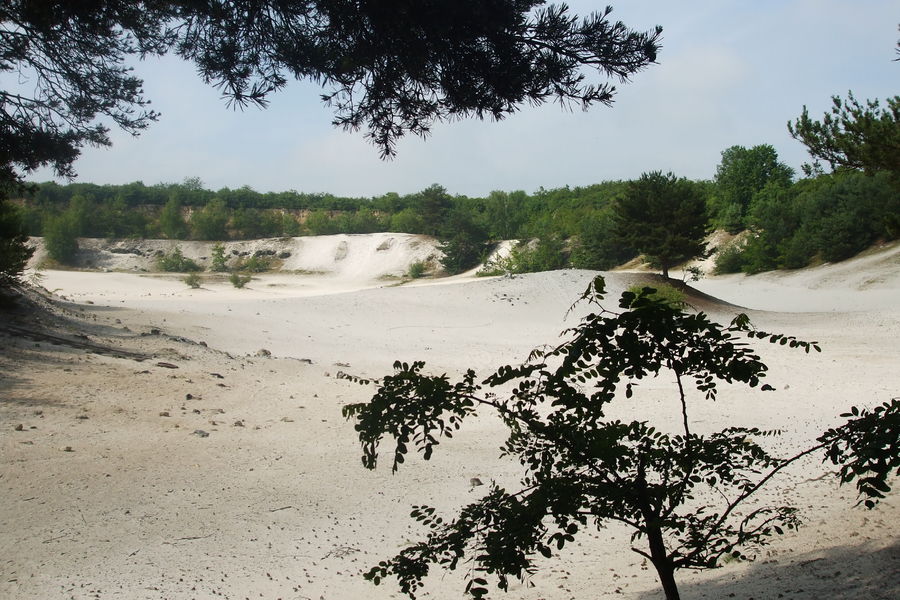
[27,233,445,282]
[2,243,899,600]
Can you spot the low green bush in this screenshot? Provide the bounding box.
[626,282,686,309]
[510,237,567,273]
[233,254,272,273]
[713,242,747,275]
[183,273,202,288]
[476,250,513,276]
[476,264,507,277]
[157,246,201,272]
[230,272,251,288]
[407,261,427,278]
[478,237,567,276]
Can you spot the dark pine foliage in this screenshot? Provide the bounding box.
[614,171,709,278]
[788,93,900,178]
[2,0,662,185]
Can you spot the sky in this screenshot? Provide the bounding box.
[28,0,900,198]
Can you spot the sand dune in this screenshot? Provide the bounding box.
[28,233,445,282]
[687,240,900,312]
[2,239,898,600]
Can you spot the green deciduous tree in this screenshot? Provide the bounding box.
[96,195,148,238]
[614,172,709,278]
[337,207,386,234]
[389,208,426,234]
[258,210,285,237]
[710,145,794,232]
[280,212,302,237]
[788,93,900,177]
[438,207,490,274]
[190,198,229,240]
[742,171,900,272]
[159,196,189,239]
[343,276,900,600]
[483,190,529,240]
[42,211,79,264]
[231,206,264,239]
[304,209,338,236]
[571,207,635,270]
[65,194,93,237]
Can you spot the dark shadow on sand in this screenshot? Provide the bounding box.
[634,539,900,600]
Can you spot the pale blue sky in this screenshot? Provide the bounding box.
[30,0,899,197]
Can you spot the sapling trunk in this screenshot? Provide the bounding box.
[646,523,680,600]
[637,469,681,600]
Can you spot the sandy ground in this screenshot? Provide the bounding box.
[2,239,899,600]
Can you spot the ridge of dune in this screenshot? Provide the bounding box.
[27,232,444,282]
[687,240,900,312]
[25,234,900,313]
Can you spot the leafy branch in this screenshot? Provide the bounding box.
[344,276,897,599]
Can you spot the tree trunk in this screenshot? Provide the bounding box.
[646,523,680,600]
[636,469,680,599]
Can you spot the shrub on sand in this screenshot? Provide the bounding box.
[183,273,202,288]
[157,246,201,272]
[626,282,686,309]
[210,243,229,272]
[230,272,251,288]
[407,261,427,278]
[713,242,747,275]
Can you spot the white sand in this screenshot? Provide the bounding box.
[2,239,899,599]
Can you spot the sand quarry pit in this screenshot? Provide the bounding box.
[1,237,899,599]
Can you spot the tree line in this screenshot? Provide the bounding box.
[14,132,899,277]
[14,179,633,272]
[713,94,899,273]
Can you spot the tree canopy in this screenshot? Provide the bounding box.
[342,276,900,600]
[710,144,794,232]
[0,1,172,186]
[1,0,662,188]
[788,93,900,178]
[614,171,709,278]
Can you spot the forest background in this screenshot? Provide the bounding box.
[10,141,900,277]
